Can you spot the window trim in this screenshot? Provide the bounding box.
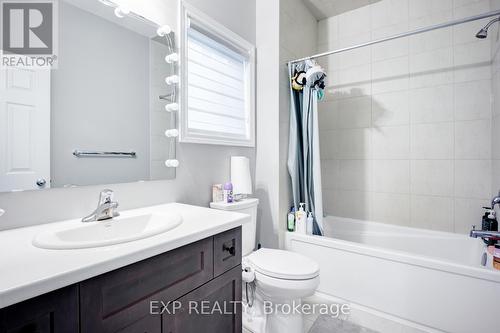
[179,2,256,147]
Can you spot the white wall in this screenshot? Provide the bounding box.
[492,0,500,199]
[318,0,494,233]
[255,0,280,248]
[0,0,256,231]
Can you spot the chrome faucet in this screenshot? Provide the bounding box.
[470,225,500,240]
[491,191,500,210]
[82,189,119,222]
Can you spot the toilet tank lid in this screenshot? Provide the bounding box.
[210,198,259,211]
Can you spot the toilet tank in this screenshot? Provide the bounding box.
[210,198,259,256]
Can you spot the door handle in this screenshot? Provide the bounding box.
[36,179,47,187]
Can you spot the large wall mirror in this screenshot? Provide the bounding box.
[0,0,178,192]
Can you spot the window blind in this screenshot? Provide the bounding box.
[186,24,249,139]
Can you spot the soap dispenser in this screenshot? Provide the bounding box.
[295,203,307,234]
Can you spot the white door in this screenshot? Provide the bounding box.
[0,68,51,192]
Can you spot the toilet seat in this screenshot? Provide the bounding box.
[246,248,319,280]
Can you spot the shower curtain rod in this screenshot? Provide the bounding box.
[287,9,500,65]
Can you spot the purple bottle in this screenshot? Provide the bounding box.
[223,182,233,203]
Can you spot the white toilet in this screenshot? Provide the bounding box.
[210,198,320,333]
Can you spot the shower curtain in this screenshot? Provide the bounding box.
[287,61,324,235]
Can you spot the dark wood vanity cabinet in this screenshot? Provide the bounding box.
[0,227,242,333]
[0,285,79,333]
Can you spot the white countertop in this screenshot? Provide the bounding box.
[0,203,250,308]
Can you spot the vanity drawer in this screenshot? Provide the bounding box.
[213,227,241,277]
[80,237,214,333]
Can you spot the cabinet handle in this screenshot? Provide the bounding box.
[223,243,235,255]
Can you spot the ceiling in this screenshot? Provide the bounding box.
[303,0,381,20]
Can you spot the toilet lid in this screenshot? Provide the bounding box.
[247,248,319,280]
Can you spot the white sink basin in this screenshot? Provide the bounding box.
[32,212,182,249]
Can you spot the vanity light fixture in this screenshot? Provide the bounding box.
[157,25,172,37]
[165,53,179,64]
[164,129,179,138]
[114,4,130,18]
[165,75,179,85]
[165,159,179,168]
[165,103,179,112]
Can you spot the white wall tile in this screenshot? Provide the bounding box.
[455,120,491,159]
[409,85,454,123]
[372,126,410,159]
[409,47,454,88]
[318,101,339,131]
[336,128,372,159]
[370,0,409,30]
[411,195,454,231]
[320,130,339,159]
[372,56,409,94]
[338,160,373,191]
[337,96,372,128]
[370,193,411,225]
[410,123,454,159]
[321,159,340,190]
[372,160,410,193]
[411,160,454,196]
[409,0,453,20]
[372,90,410,126]
[454,80,492,121]
[455,160,491,198]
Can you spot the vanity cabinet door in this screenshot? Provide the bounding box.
[0,285,78,333]
[162,265,242,333]
[80,237,213,333]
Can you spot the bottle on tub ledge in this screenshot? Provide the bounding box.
[287,207,296,232]
[295,203,307,234]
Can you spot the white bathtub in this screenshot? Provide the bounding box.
[285,216,500,333]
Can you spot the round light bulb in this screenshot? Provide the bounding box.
[157,25,172,37]
[114,5,130,18]
[165,103,179,112]
[165,75,179,85]
[165,53,179,64]
[165,159,179,168]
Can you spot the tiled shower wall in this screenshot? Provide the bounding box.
[318,0,496,233]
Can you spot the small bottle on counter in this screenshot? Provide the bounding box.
[223,182,233,203]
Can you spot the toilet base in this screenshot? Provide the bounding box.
[243,296,304,333]
[265,299,303,333]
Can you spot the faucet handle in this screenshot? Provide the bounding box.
[472,225,476,231]
[98,189,114,205]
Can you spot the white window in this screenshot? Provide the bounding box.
[179,3,255,147]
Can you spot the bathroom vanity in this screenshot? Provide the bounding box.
[0,204,247,333]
